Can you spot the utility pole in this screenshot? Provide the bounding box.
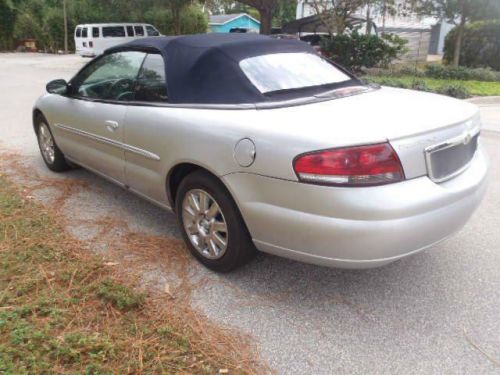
[63,0,68,54]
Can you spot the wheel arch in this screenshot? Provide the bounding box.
[165,162,246,221]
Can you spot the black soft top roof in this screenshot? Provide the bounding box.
[105,33,357,105]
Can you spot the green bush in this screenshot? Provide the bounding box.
[376,78,408,89]
[144,4,207,36]
[444,20,500,70]
[321,31,408,72]
[425,64,500,81]
[410,80,430,92]
[437,84,471,99]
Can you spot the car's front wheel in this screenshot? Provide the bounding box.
[35,114,70,172]
[175,170,256,272]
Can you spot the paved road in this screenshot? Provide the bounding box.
[469,97,500,133]
[1,53,499,374]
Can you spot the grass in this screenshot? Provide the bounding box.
[364,75,500,96]
[0,175,260,374]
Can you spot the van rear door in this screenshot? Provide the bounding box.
[74,27,82,55]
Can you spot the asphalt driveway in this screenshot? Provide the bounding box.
[0,53,498,374]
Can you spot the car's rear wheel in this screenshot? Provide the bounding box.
[175,170,256,272]
[35,115,70,172]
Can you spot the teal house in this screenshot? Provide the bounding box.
[209,13,261,33]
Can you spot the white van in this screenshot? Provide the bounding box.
[74,23,161,57]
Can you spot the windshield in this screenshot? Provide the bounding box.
[240,52,352,94]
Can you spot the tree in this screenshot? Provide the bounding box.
[237,0,280,34]
[164,0,191,35]
[273,0,297,28]
[63,0,68,53]
[0,0,16,50]
[201,0,233,14]
[3,0,207,52]
[309,0,366,35]
[414,0,500,66]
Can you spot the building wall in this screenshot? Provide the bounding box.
[390,29,432,63]
[210,16,260,33]
[296,0,434,61]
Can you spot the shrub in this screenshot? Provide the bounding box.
[410,80,430,92]
[144,5,207,35]
[377,78,408,89]
[398,65,426,77]
[425,64,500,81]
[321,31,408,72]
[436,84,471,99]
[444,20,500,70]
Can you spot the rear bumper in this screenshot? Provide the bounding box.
[75,48,95,57]
[223,146,489,268]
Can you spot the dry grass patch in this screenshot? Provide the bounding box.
[0,174,267,374]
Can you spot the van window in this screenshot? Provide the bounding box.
[75,27,82,38]
[135,54,167,102]
[146,26,160,36]
[134,26,144,36]
[103,26,126,37]
[92,27,100,38]
[126,26,134,37]
[82,28,88,38]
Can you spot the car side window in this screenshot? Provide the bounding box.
[126,26,134,37]
[134,26,144,36]
[134,54,168,102]
[72,51,146,101]
[146,26,160,36]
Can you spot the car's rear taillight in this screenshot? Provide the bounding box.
[293,143,405,187]
[89,41,94,48]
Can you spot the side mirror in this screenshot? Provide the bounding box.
[46,79,68,95]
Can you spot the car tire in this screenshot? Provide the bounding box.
[35,114,71,172]
[175,170,256,272]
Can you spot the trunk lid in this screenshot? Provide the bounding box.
[258,87,480,181]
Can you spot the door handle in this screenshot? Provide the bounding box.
[105,120,119,132]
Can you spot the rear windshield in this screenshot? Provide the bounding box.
[240,52,351,94]
[102,26,126,37]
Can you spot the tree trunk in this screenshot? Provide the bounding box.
[453,12,467,66]
[173,7,181,35]
[259,8,273,35]
[365,1,372,35]
[63,0,68,54]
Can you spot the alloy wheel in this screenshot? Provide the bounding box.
[38,123,55,164]
[181,189,228,260]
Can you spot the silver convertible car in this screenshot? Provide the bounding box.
[34,34,489,272]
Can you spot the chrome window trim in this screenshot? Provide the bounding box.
[425,128,480,183]
[65,85,376,111]
[54,123,161,161]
